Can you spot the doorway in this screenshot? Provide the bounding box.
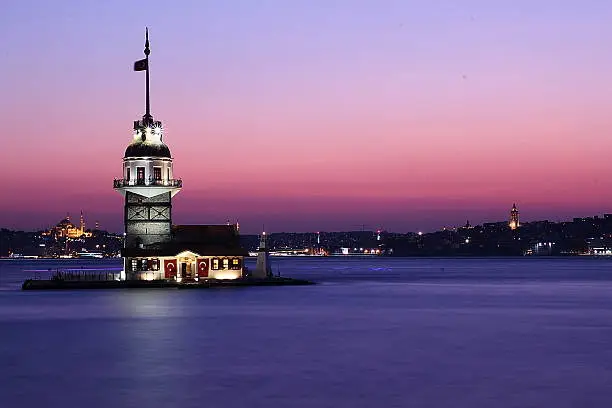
[180,259,195,281]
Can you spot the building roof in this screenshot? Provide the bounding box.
[122,224,247,257]
[173,224,238,243]
[56,218,76,228]
[124,142,171,158]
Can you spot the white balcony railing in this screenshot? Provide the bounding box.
[113,178,182,188]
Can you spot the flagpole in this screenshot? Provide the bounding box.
[144,27,151,123]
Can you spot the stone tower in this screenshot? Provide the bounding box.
[114,29,182,255]
[509,203,520,230]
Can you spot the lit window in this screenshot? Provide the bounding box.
[136,167,145,185]
[152,259,159,271]
[140,259,148,271]
[222,258,229,269]
[212,258,219,270]
[131,259,137,271]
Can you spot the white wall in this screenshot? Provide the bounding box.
[123,158,173,184]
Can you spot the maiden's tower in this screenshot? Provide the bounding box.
[113,30,247,281]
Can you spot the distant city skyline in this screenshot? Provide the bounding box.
[2,205,610,235]
[2,1,612,233]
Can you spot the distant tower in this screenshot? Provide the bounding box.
[509,203,520,230]
[113,29,182,260]
[79,211,85,234]
[95,221,100,230]
[253,232,272,279]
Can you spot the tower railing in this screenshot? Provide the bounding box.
[113,178,182,188]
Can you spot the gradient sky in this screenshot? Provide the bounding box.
[2,0,612,233]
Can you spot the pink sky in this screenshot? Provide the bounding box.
[1,1,612,233]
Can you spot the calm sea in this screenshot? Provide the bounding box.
[1,257,612,407]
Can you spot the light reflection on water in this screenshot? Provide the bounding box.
[1,258,612,407]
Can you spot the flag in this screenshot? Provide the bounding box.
[134,58,148,71]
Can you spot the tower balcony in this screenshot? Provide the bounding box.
[113,178,182,188]
[113,178,182,198]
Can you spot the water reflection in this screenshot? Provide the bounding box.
[2,258,612,407]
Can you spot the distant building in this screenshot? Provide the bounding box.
[509,203,520,230]
[113,30,247,281]
[43,211,92,239]
[587,237,612,256]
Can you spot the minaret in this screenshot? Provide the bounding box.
[79,211,85,234]
[253,231,272,279]
[509,203,520,230]
[114,29,182,277]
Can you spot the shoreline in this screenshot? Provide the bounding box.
[21,277,316,291]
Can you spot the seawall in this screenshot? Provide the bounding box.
[22,277,315,290]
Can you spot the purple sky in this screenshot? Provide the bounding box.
[1,0,612,233]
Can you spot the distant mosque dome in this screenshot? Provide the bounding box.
[57,217,75,228]
[124,141,171,158]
